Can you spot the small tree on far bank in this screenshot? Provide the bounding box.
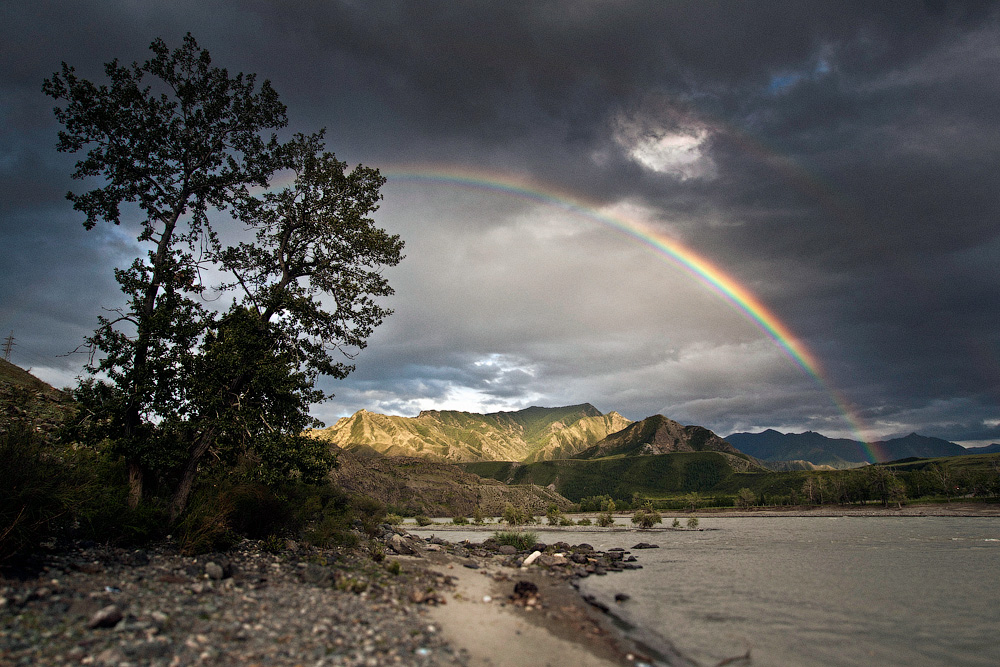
[736,487,756,510]
[683,492,703,512]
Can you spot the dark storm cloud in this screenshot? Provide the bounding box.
[2,1,999,443]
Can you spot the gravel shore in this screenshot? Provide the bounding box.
[1,528,666,667]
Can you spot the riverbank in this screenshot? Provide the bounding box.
[686,501,1000,517]
[5,504,990,666]
[0,529,683,666]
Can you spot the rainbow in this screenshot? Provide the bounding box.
[382,165,884,462]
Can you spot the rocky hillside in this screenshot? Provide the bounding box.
[0,359,75,434]
[329,447,573,516]
[310,404,632,463]
[574,414,745,460]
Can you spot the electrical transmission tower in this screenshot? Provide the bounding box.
[2,331,14,361]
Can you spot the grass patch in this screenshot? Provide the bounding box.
[493,530,538,550]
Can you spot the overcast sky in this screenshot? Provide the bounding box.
[2,1,999,446]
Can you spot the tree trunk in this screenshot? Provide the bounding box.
[119,211,183,508]
[127,459,143,510]
[168,426,217,522]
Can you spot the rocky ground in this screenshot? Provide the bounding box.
[1,527,663,667]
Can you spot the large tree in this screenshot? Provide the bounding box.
[169,131,403,518]
[46,36,402,519]
[44,34,287,507]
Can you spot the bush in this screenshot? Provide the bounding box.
[452,515,468,525]
[414,515,433,526]
[223,483,293,539]
[671,517,681,528]
[632,508,662,528]
[493,530,538,551]
[687,517,699,529]
[558,516,575,526]
[0,424,80,560]
[176,495,240,555]
[502,504,528,526]
[384,513,404,525]
[577,517,592,526]
[596,511,615,527]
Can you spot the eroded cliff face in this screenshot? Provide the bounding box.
[308,404,633,463]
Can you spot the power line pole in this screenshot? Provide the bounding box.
[2,331,14,361]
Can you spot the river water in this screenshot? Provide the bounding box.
[413,517,1000,666]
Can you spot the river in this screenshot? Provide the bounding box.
[413,516,1000,666]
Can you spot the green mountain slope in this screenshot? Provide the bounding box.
[464,450,764,502]
[309,404,632,463]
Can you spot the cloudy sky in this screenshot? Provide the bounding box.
[2,1,998,446]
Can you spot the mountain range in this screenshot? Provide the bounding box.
[314,402,996,468]
[309,403,632,463]
[725,429,994,466]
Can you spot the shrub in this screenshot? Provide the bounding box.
[596,511,615,527]
[687,517,699,529]
[452,515,469,525]
[472,506,485,525]
[502,504,528,526]
[415,515,433,526]
[559,517,575,526]
[671,517,681,528]
[261,534,285,554]
[0,424,81,560]
[351,495,386,536]
[176,496,240,555]
[577,517,592,526]
[493,530,538,551]
[384,513,404,525]
[223,483,293,539]
[632,508,662,528]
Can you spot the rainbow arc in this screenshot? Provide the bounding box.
[380,166,884,462]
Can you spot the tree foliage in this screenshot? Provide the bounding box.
[46,35,402,521]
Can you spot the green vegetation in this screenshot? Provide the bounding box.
[468,451,1000,510]
[687,517,699,529]
[493,530,538,550]
[414,515,433,526]
[44,34,402,522]
[736,488,756,509]
[632,506,662,528]
[502,504,531,526]
[0,34,409,561]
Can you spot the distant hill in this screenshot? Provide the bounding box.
[309,404,632,463]
[0,359,75,433]
[574,414,745,460]
[726,429,971,466]
[964,443,1000,455]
